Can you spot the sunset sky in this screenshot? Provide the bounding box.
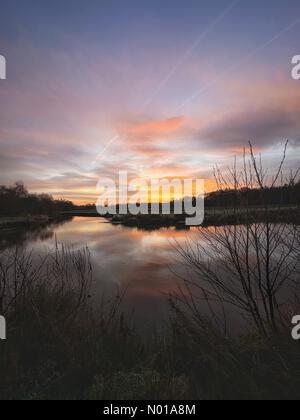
[1,0,300,204]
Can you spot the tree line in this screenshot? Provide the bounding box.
[205,183,300,208]
[0,182,74,216]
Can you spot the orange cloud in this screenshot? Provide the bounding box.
[126,116,186,138]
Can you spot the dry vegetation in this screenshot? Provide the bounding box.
[1,144,300,400]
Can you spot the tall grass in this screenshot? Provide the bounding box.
[1,243,300,400]
[0,245,190,400]
[0,245,139,399]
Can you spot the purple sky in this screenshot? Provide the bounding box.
[0,0,300,203]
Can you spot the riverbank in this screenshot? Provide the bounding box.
[61,205,300,229]
[0,214,73,231]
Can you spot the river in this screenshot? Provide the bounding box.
[2,216,296,334]
[0,216,201,332]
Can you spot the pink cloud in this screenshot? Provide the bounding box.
[126,116,186,138]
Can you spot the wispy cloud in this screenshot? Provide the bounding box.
[1,1,300,203]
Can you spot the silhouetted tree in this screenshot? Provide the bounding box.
[173,142,300,337]
[0,183,74,216]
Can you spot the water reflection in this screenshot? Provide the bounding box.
[3,217,296,334]
[0,217,198,330]
[0,217,72,250]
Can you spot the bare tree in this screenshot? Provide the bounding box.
[173,143,300,337]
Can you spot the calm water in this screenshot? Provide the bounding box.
[2,217,296,334]
[1,217,200,331]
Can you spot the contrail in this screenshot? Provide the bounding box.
[176,16,300,112]
[94,5,300,164]
[142,0,241,109]
[91,135,120,167]
[94,0,240,163]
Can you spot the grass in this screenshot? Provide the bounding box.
[1,245,300,400]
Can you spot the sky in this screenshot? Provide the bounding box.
[0,0,300,204]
